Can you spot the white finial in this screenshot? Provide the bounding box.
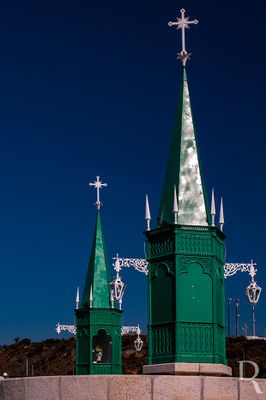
[168,8,199,65]
[211,188,216,227]
[114,253,121,275]
[249,260,257,281]
[76,287,80,310]
[89,176,107,210]
[219,197,224,231]
[145,194,151,231]
[89,285,93,308]
[172,185,178,224]
[110,289,114,309]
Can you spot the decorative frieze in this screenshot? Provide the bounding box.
[176,323,213,354]
[150,238,174,258]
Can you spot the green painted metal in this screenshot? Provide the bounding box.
[82,211,110,309]
[75,307,122,375]
[146,225,226,365]
[76,210,122,375]
[147,66,227,365]
[158,67,210,227]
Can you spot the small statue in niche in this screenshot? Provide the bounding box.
[95,345,103,362]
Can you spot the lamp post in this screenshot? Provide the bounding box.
[235,299,240,337]
[245,262,262,337]
[227,298,232,337]
[227,298,240,337]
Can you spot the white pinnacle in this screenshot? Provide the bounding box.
[173,185,178,224]
[89,285,93,308]
[211,188,216,227]
[219,197,224,232]
[145,194,151,231]
[75,286,80,310]
[110,289,114,309]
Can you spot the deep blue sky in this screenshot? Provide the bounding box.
[0,0,265,344]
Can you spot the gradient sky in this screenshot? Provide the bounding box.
[0,0,265,344]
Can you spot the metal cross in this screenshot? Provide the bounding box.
[89,176,107,210]
[168,8,198,65]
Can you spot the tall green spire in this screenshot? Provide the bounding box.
[158,67,210,226]
[81,210,111,309]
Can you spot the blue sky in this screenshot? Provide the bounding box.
[0,0,265,344]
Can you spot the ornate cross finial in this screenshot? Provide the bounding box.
[89,175,107,210]
[168,8,198,65]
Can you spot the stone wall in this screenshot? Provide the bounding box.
[0,375,266,400]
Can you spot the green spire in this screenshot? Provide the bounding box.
[81,211,111,308]
[158,66,210,226]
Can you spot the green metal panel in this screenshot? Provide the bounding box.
[178,262,212,322]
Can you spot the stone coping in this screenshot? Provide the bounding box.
[1,375,266,400]
[143,362,232,376]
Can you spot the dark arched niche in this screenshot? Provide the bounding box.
[92,329,112,363]
[151,264,174,324]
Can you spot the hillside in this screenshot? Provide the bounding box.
[0,336,265,378]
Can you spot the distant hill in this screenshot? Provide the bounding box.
[0,336,265,378]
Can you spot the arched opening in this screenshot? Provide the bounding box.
[92,329,112,364]
[151,264,174,324]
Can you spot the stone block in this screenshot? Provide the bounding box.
[143,363,200,375]
[153,376,201,400]
[199,364,232,377]
[0,381,4,400]
[240,379,266,400]
[3,378,25,400]
[24,377,60,400]
[143,363,232,377]
[109,376,152,400]
[203,377,238,400]
[61,376,108,400]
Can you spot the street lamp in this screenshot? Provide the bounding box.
[109,255,126,309]
[245,261,262,337]
[133,325,143,352]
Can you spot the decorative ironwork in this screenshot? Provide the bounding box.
[112,257,149,275]
[56,323,142,339]
[224,261,257,278]
[121,326,141,335]
[114,256,259,280]
[55,323,76,335]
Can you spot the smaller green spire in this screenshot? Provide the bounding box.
[81,211,111,309]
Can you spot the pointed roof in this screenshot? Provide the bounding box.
[158,67,210,227]
[81,211,111,308]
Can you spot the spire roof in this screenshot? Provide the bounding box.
[158,67,210,227]
[81,211,111,308]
